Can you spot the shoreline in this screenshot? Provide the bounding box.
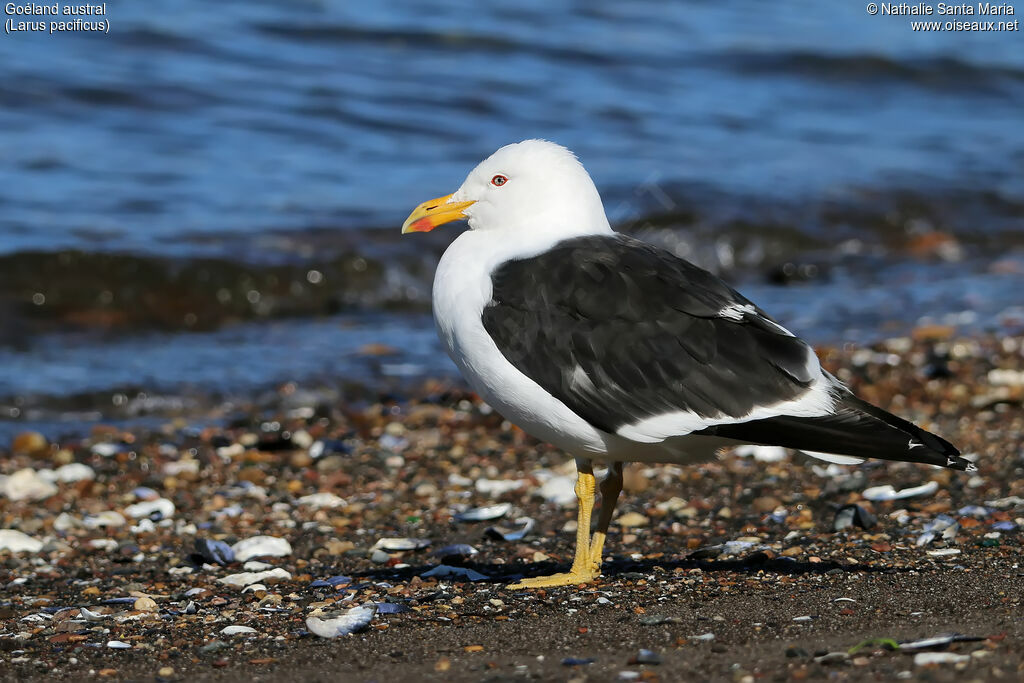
[3,317,1023,442]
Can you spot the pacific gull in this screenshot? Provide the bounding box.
[401,139,971,588]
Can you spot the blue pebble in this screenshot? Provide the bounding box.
[309,575,352,588]
[561,658,596,666]
[375,602,410,614]
[194,538,235,566]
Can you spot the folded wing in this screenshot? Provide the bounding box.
[483,234,968,471]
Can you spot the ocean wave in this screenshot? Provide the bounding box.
[717,51,1024,93]
[2,181,1021,341]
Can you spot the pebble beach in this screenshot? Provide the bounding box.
[4,2,1024,681]
[1,330,1022,681]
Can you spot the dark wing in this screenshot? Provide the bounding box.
[697,389,973,471]
[481,234,819,436]
[482,234,969,472]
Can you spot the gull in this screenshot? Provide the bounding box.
[401,140,971,588]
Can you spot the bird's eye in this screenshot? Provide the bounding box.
[491,174,508,187]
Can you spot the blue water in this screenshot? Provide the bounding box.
[2,1,1022,253]
[2,1,1023,429]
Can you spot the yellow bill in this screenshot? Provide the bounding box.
[401,194,475,234]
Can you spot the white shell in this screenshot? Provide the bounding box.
[862,481,939,501]
[218,568,292,587]
[913,652,969,666]
[0,469,58,502]
[537,476,576,507]
[124,498,176,519]
[485,517,535,542]
[83,511,127,529]
[474,479,524,497]
[306,604,376,638]
[243,560,274,571]
[733,445,788,463]
[0,529,42,553]
[54,463,96,483]
[373,537,430,551]
[454,503,511,522]
[297,492,347,509]
[231,536,292,561]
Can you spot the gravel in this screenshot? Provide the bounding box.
[0,331,1022,681]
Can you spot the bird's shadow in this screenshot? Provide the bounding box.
[343,551,906,588]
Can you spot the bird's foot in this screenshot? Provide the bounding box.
[509,568,599,589]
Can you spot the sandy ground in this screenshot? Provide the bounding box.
[1,332,1022,682]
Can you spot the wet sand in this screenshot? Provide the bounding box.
[1,331,1022,682]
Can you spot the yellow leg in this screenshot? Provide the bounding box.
[511,460,599,588]
[588,462,623,574]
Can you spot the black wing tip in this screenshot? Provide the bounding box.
[910,433,968,470]
[877,425,970,471]
[907,423,960,457]
[843,393,971,470]
[700,393,972,472]
[944,452,977,473]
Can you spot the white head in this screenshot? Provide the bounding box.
[402,140,611,239]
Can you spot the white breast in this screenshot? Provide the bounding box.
[431,228,734,467]
[432,230,611,457]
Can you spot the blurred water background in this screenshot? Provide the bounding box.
[1,0,1023,435]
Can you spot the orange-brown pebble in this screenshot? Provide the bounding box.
[238,466,266,485]
[752,496,781,513]
[289,452,313,468]
[622,466,649,493]
[12,431,48,457]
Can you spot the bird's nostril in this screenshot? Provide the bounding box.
[426,205,437,211]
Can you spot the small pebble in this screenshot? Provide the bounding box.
[11,431,48,457]
[833,504,877,531]
[561,657,596,666]
[133,597,158,612]
[633,649,661,664]
[616,512,649,528]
